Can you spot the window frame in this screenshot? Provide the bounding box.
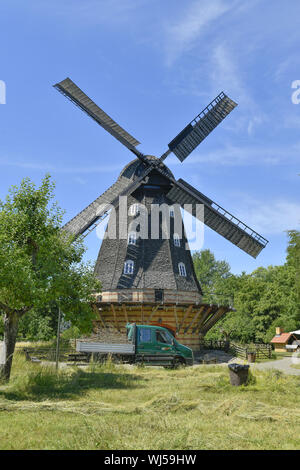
[128,231,137,245]
[138,327,152,343]
[173,233,181,247]
[178,262,187,277]
[155,329,173,345]
[124,259,134,274]
[129,203,140,216]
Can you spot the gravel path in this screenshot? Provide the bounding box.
[194,350,300,376]
[194,349,236,364]
[252,357,300,376]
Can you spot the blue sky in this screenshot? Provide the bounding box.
[0,0,299,274]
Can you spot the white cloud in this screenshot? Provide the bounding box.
[73,176,87,185]
[0,157,123,174]
[274,55,300,83]
[235,199,300,235]
[209,43,267,135]
[211,44,243,97]
[167,142,300,168]
[164,0,234,66]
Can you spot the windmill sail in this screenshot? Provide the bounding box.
[167,92,237,162]
[54,78,140,151]
[63,167,152,238]
[167,178,268,258]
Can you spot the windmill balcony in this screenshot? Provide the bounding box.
[90,292,234,351]
[93,289,202,305]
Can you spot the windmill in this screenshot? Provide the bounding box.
[54,78,268,349]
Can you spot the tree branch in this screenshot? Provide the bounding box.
[0,301,13,315]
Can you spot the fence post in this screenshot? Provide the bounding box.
[55,306,62,372]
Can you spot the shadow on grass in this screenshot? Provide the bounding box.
[0,366,144,402]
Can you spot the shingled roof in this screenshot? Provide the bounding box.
[270,333,292,344]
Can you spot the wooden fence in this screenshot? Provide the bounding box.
[199,339,230,352]
[199,339,272,359]
[15,347,75,362]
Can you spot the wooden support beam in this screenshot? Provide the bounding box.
[200,306,228,335]
[111,304,120,331]
[92,303,106,328]
[194,306,214,334]
[184,305,205,335]
[192,306,210,334]
[122,304,128,324]
[178,305,193,332]
[146,304,160,324]
[174,306,179,333]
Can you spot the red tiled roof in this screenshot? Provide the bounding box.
[270,333,292,344]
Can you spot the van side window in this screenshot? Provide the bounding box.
[156,330,169,344]
[139,328,152,343]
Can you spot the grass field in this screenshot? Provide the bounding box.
[1,352,300,450]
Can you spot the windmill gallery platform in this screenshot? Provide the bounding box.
[54,78,268,350]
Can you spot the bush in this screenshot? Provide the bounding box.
[61,326,81,341]
[18,311,55,341]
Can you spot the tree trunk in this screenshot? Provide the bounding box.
[0,312,19,382]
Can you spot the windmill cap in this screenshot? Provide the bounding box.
[118,155,174,182]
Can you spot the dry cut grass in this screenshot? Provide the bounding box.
[0,352,300,450]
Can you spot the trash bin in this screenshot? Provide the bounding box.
[228,363,250,386]
[247,352,256,363]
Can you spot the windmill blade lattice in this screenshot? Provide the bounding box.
[166,178,268,258]
[164,92,237,162]
[54,78,141,153]
[63,166,153,238]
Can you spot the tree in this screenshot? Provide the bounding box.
[286,230,300,308]
[195,234,300,344]
[206,263,299,343]
[0,175,101,381]
[192,249,232,303]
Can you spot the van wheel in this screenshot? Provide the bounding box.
[166,357,186,369]
[175,357,186,367]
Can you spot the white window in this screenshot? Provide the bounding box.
[128,232,137,245]
[178,262,186,277]
[173,233,180,247]
[124,260,134,274]
[129,203,140,216]
[169,206,174,218]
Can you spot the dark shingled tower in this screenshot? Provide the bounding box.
[54,77,268,349]
[94,156,202,296]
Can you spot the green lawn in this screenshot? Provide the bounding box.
[0,352,300,450]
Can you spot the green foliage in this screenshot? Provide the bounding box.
[287,230,300,269]
[0,174,101,373]
[192,249,232,304]
[194,242,300,344]
[286,230,300,307]
[0,175,101,328]
[60,325,81,341]
[18,310,54,341]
